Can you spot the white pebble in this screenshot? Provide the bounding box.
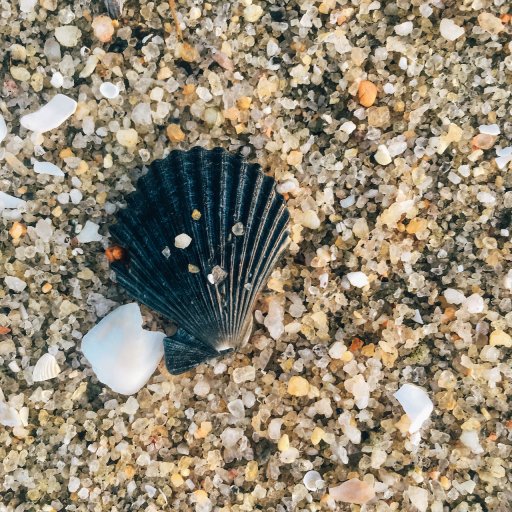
[175,233,192,249]
[54,26,82,48]
[99,82,120,99]
[194,380,210,397]
[463,293,484,314]
[76,221,102,243]
[394,21,413,36]
[243,4,264,23]
[476,191,496,204]
[232,366,255,384]
[68,476,81,493]
[439,19,465,41]
[374,144,392,165]
[393,383,433,433]
[383,83,395,94]
[328,341,346,359]
[346,271,369,288]
[303,471,324,491]
[34,161,64,177]
[69,189,83,204]
[276,180,298,194]
[19,0,37,12]
[460,430,484,454]
[5,276,27,292]
[300,210,320,229]
[121,396,139,415]
[50,71,64,88]
[340,195,355,208]
[443,288,465,305]
[228,399,245,418]
[495,146,512,170]
[20,94,77,133]
[340,121,356,134]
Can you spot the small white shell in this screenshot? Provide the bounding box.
[99,82,120,99]
[32,353,61,382]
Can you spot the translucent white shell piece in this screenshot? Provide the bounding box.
[32,353,61,382]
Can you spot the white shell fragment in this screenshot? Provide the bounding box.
[81,303,165,395]
[175,233,192,249]
[76,221,103,243]
[99,82,120,99]
[460,430,484,454]
[394,383,433,433]
[0,114,7,143]
[479,124,500,136]
[34,161,65,177]
[303,471,324,491]
[32,353,61,382]
[346,271,369,288]
[20,94,77,133]
[495,146,512,170]
[0,191,27,210]
[0,401,23,427]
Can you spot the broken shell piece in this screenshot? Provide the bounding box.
[32,353,61,382]
[0,400,23,427]
[108,147,290,375]
[495,146,512,170]
[393,383,433,433]
[34,161,65,177]
[303,471,324,491]
[0,114,7,143]
[479,124,500,136]
[82,303,165,395]
[99,82,120,99]
[0,191,27,210]
[20,94,77,133]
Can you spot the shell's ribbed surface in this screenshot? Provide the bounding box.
[109,147,290,374]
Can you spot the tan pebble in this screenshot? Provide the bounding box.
[92,16,115,43]
[287,150,303,166]
[59,148,75,159]
[171,473,184,487]
[236,96,252,110]
[182,83,196,96]
[478,12,504,34]
[406,218,428,235]
[489,329,511,347]
[358,80,378,107]
[166,123,185,143]
[311,427,324,445]
[9,222,26,240]
[178,42,199,63]
[278,434,290,451]
[287,376,310,396]
[157,67,172,80]
[194,421,212,439]
[192,209,201,220]
[116,128,138,148]
[245,460,258,481]
[439,476,451,490]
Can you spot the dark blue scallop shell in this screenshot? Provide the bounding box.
[109,147,290,374]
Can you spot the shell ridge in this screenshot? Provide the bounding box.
[237,213,290,329]
[231,169,266,338]
[232,174,276,337]
[171,150,222,345]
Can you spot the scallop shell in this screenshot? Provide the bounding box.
[32,353,61,382]
[109,147,290,374]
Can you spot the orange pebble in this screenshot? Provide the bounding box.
[105,245,127,263]
[349,337,364,352]
[358,80,378,107]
